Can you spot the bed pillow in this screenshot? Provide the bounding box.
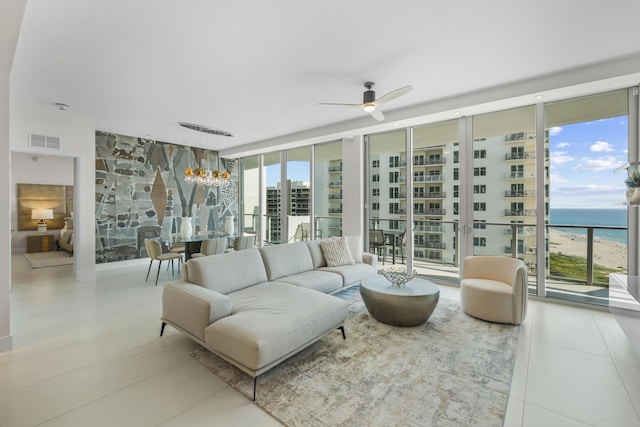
[320,237,355,267]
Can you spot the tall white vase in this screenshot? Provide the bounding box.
[180,217,193,238]
[224,216,235,236]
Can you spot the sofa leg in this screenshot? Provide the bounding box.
[338,325,346,340]
[160,322,166,337]
[253,377,257,401]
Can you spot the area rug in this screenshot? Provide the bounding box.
[191,286,520,426]
[23,252,74,269]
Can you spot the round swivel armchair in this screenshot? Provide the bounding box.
[460,256,528,325]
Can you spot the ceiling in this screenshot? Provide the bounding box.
[9,0,640,156]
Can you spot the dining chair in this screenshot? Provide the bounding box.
[233,234,256,251]
[144,238,183,286]
[191,237,227,258]
[369,229,387,265]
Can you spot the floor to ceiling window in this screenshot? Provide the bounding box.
[367,130,407,264]
[471,106,540,293]
[545,89,629,305]
[314,140,343,238]
[361,87,636,308]
[412,119,460,282]
[240,155,260,238]
[263,152,282,244]
[285,147,311,243]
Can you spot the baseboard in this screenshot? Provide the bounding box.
[0,335,13,353]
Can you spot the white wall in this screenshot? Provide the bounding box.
[10,105,96,281]
[1,73,12,352]
[10,152,74,253]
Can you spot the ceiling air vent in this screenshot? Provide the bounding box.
[30,133,61,149]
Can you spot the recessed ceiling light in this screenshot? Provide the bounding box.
[536,94,543,99]
[54,102,70,111]
[453,111,460,116]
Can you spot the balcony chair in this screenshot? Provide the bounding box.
[144,239,183,286]
[190,237,227,258]
[395,230,407,263]
[460,255,528,325]
[369,229,387,265]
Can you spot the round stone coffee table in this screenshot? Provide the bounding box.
[360,275,440,327]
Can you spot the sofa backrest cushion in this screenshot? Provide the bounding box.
[306,240,327,269]
[186,248,268,294]
[259,241,314,281]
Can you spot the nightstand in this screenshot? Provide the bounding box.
[26,234,55,253]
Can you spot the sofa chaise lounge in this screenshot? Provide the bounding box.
[160,237,377,399]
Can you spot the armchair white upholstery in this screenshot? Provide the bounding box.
[460,256,528,325]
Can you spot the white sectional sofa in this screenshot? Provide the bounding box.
[160,237,377,399]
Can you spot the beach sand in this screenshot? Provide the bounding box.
[548,229,627,271]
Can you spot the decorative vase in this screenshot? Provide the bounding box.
[224,216,235,236]
[627,187,640,204]
[180,217,193,238]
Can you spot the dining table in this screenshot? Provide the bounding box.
[164,233,230,261]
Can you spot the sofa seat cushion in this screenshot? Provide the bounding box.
[319,263,376,286]
[204,282,347,373]
[259,242,314,281]
[277,270,343,293]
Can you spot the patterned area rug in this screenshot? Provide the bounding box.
[23,252,74,269]
[191,285,520,426]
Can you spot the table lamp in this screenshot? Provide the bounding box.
[32,209,54,232]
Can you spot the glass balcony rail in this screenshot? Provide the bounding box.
[504,131,535,142]
[329,181,343,186]
[415,241,446,250]
[389,160,407,168]
[504,209,536,216]
[328,166,343,172]
[328,208,343,213]
[389,193,407,199]
[414,158,447,166]
[413,175,443,182]
[328,194,343,200]
[505,172,536,179]
[505,152,535,160]
[505,190,536,197]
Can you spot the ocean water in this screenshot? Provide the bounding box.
[549,208,627,244]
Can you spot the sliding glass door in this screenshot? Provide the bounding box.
[545,89,629,305]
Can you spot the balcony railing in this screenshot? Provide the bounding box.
[505,172,535,179]
[414,158,447,166]
[415,208,446,215]
[390,193,407,199]
[328,166,343,172]
[329,181,343,186]
[505,190,536,198]
[505,152,535,160]
[414,175,443,182]
[504,209,536,216]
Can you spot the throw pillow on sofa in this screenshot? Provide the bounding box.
[321,237,355,267]
[333,235,363,263]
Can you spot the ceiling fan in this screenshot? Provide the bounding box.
[319,82,413,121]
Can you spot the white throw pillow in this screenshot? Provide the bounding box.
[321,237,355,267]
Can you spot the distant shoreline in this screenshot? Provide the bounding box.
[548,229,627,271]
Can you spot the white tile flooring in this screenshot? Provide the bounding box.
[2,255,639,426]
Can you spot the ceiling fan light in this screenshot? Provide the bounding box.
[363,104,376,112]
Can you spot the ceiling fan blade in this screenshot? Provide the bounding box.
[375,85,413,105]
[318,102,364,108]
[369,109,385,121]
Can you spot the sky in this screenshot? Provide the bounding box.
[549,116,628,209]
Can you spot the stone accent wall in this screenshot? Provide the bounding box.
[95,131,238,263]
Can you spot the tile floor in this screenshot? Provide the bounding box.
[2,255,639,426]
